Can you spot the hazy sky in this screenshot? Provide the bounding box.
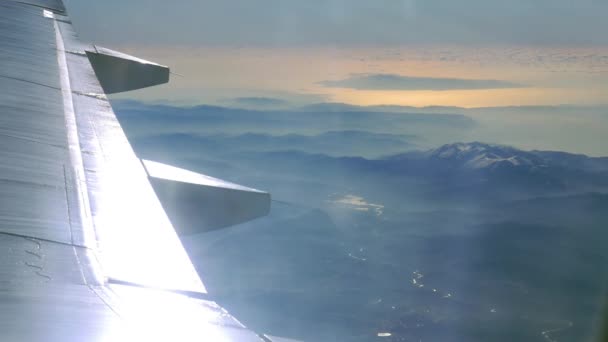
[64,0,608,46]
[64,0,608,107]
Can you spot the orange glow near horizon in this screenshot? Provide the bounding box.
[113,46,608,108]
[325,87,608,108]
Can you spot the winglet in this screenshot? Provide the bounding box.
[142,160,271,235]
[86,45,169,94]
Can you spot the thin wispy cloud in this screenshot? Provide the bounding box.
[320,74,525,91]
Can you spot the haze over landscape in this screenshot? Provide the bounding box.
[114,100,608,341]
[65,0,608,340]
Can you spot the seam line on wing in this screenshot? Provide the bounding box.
[11,1,65,13]
[107,277,214,301]
[0,74,61,91]
[0,177,64,189]
[0,132,66,149]
[0,230,90,249]
[53,18,97,250]
[88,285,124,318]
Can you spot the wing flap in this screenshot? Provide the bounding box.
[143,159,271,234]
[86,46,170,94]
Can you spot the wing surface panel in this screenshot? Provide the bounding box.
[0,1,269,340]
[0,2,60,88]
[54,17,206,292]
[0,233,117,342]
[0,1,74,245]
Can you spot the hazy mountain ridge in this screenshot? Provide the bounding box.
[131,129,608,200]
[533,150,608,172]
[385,142,608,174]
[426,142,546,170]
[235,142,608,197]
[114,99,608,156]
[113,100,475,144]
[113,101,608,341]
[133,130,417,158]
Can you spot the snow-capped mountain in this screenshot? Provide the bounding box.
[427,142,548,171]
[376,142,608,198]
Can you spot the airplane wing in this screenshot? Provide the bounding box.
[0,1,275,340]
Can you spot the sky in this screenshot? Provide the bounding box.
[63,0,608,108]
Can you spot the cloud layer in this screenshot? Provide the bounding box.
[320,74,524,91]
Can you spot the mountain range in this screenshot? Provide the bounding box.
[113,100,608,342]
[222,142,608,201]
